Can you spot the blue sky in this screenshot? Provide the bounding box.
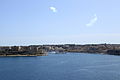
[0,0,120,46]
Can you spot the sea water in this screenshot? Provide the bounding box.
[0,53,120,80]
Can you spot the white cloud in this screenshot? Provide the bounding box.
[86,14,98,27]
[50,7,57,13]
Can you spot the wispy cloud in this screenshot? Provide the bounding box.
[50,7,57,13]
[86,14,98,27]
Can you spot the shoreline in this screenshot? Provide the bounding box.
[0,54,47,57]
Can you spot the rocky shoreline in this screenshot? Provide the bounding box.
[0,46,48,56]
[0,54,47,57]
[43,44,120,56]
[1,44,120,56]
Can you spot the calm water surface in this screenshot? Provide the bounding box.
[0,53,120,80]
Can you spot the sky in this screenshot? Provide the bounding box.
[0,0,120,46]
